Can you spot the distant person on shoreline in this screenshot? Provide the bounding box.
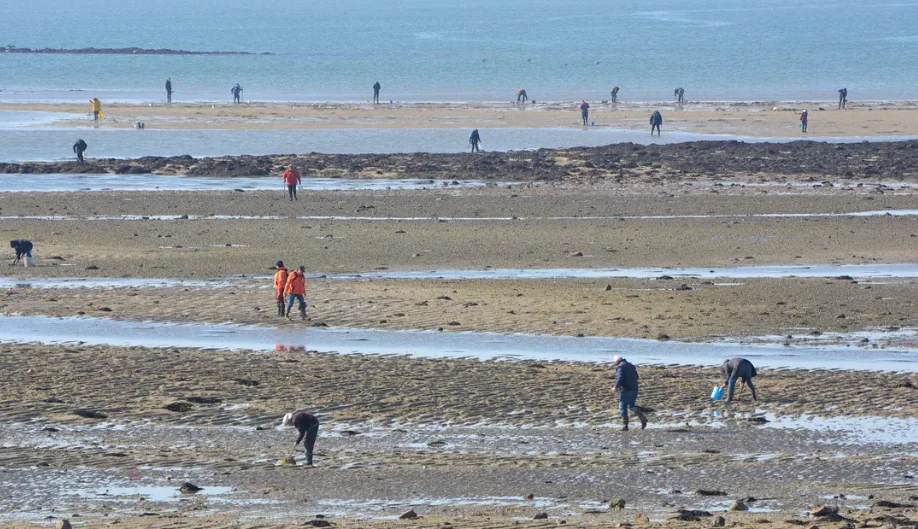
[579,100,590,125]
[838,88,847,109]
[800,109,808,133]
[72,139,87,163]
[90,97,102,120]
[165,77,172,103]
[613,355,648,431]
[282,165,301,201]
[273,260,289,316]
[517,88,528,103]
[231,82,243,104]
[721,357,758,402]
[10,239,33,266]
[610,86,619,103]
[674,87,684,103]
[281,410,320,466]
[373,81,381,104]
[469,129,481,152]
[650,110,663,136]
[284,265,307,320]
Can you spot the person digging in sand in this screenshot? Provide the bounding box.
[281,410,320,466]
[613,355,647,431]
[10,239,33,265]
[721,357,758,402]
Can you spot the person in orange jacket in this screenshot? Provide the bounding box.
[273,260,289,316]
[284,265,307,320]
[282,165,302,201]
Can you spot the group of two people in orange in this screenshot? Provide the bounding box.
[282,165,301,201]
[273,261,307,320]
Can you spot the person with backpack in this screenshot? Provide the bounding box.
[273,260,289,316]
[469,129,481,153]
[282,165,301,201]
[650,110,663,136]
[373,81,381,104]
[72,139,88,163]
[281,410,320,466]
[231,82,243,104]
[579,100,590,125]
[284,265,307,320]
[720,357,758,402]
[613,355,648,431]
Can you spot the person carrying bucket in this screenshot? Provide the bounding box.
[721,357,758,402]
[613,355,648,431]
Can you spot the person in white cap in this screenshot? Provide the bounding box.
[281,410,320,466]
[613,355,647,431]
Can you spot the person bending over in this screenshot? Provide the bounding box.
[281,410,320,466]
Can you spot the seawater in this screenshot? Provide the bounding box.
[1,0,916,103]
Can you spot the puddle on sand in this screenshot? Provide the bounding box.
[761,414,918,445]
[84,485,233,502]
[0,277,250,290]
[333,263,918,280]
[0,174,496,193]
[315,496,607,519]
[2,314,918,371]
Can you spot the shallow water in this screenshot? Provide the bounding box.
[1,314,916,371]
[0,174,493,192]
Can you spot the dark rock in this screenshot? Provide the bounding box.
[696,490,728,497]
[675,509,712,521]
[713,516,726,527]
[873,501,913,509]
[179,482,202,494]
[85,265,99,270]
[305,521,332,527]
[610,498,626,510]
[73,409,107,419]
[185,396,222,404]
[657,275,674,280]
[399,510,418,520]
[533,513,549,520]
[164,402,193,413]
[233,378,260,386]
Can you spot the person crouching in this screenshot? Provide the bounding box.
[281,410,320,466]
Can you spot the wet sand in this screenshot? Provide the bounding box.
[2,166,918,527]
[3,100,918,137]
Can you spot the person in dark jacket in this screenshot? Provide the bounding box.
[373,81,381,104]
[10,239,33,265]
[166,78,173,103]
[73,139,88,163]
[281,410,320,466]
[469,129,481,153]
[838,88,847,110]
[650,110,663,136]
[517,88,528,103]
[579,100,590,125]
[610,86,619,103]
[800,109,808,133]
[613,355,647,431]
[721,357,758,402]
[674,87,685,103]
[231,82,243,104]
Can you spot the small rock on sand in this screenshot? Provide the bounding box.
[610,498,626,510]
[305,521,332,527]
[164,402,193,413]
[712,516,726,527]
[179,482,202,494]
[279,456,297,466]
[810,506,839,517]
[56,520,72,529]
[728,500,749,512]
[524,493,535,500]
[696,490,728,497]
[399,510,418,520]
[533,513,548,520]
[634,513,650,524]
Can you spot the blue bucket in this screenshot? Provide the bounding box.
[711,386,724,400]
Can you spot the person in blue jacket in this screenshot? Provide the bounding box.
[613,355,648,431]
[469,129,481,152]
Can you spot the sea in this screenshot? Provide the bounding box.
[1,0,916,104]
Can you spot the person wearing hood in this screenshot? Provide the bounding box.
[721,357,758,402]
[579,100,590,125]
[10,239,33,265]
[469,129,481,153]
[273,261,289,316]
[613,355,647,431]
[281,410,320,466]
[650,110,663,136]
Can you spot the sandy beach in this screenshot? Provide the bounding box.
[4,100,918,137]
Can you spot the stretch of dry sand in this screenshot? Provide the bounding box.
[3,100,918,137]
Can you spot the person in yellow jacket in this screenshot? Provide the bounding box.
[90,98,102,121]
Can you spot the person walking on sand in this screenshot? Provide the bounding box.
[613,355,648,431]
[10,239,33,265]
[373,81,381,104]
[72,139,88,163]
[273,260,289,316]
[165,77,173,103]
[650,110,663,136]
[721,357,758,402]
[231,82,243,104]
[282,165,301,201]
[517,88,528,103]
[285,265,307,320]
[674,87,685,103]
[469,129,481,153]
[579,100,590,125]
[838,88,847,109]
[89,98,102,121]
[610,86,619,103]
[800,109,808,133]
[281,410,320,466]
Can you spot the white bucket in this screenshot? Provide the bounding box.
[23,257,36,267]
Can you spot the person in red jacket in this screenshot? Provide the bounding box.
[284,265,307,320]
[273,260,289,316]
[282,165,302,201]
